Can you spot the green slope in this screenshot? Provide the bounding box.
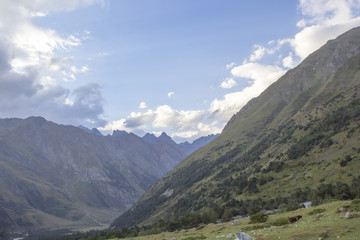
[111,27,360,229]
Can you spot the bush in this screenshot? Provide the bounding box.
[250,212,268,223]
[308,208,326,215]
[351,199,360,211]
[271,217,289,226]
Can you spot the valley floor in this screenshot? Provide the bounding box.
[116,200,360,240]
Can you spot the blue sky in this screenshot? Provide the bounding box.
[1,0,360,141]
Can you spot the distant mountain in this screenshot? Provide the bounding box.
[142,132,219,155]
[177,134,219,155]
[0,117,216,234]
[78,125,103,136]
[111,27,360,230]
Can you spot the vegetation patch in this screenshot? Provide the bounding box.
[308,208,326,215]
[249,212,268,223]
[271,217,289,226]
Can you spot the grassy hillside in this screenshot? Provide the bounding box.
[114,199,360,240]
[111,27,360,230]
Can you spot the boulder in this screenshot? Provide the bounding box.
[234,232,252,240]
[345,212,360,219]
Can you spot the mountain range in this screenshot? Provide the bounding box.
[0,117,217,234]
[111,27,360,230]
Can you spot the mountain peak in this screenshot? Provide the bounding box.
[112,130,128,136]
[143,133,157,143]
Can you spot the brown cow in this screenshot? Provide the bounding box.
[288,215,302,223]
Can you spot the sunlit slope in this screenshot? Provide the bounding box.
[112,27,360,229]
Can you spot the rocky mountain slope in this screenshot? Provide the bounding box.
[0,117,217,234]
[112,27,360,229]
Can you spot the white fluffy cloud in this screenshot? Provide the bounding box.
[220,78,237,89]
[210,63,286,122]
[249,45,266,62]
[100,105,205,133]
[282,52,297,68]
[152,105,204,130]
[168,91,175,97]
[139,101,148,109]
[291,0,360,59]
[226,62,236,70]
[0,0,105,127]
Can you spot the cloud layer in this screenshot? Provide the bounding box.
[0,0,105,126]
[1,0,360,141]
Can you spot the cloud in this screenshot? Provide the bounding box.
[98,119,130,133]
[168,91,175,97]
[249,45,266,62]
[291,0,360,59]
[226,62,236,70]
[170,122,222,141]
[139,101,148,109]
[297,0,355,27]
[282,52,298,68]
[210,63,286,122]
[290,19,360,59]
[152,105,204,130]
[171,131,199,139]
[0,0,105,127]
[100,105,205,136]
[220,78,237,89]
[125,110,156,128]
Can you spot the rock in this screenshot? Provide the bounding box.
[230,220,240,226]
[345,212,360,219]
[234,232,253,240]
[303,201,312,208]
[337,207,347,213]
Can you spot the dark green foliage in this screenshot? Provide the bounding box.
[221,208,234,222]
[250,212,268,223]
[351,176,360,198]
[287,99,360,159]
[320,138,333,148]
[340,155,353,167]
[350,199,360,211]
[335,182,352,200]
[262,161,284,173]
[182,236,206,240]
[247,177,259,193]
[272,217,289,226]
[308,208,326,215]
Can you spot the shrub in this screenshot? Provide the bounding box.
[308,208,326,215]
[250,212,268,223]
[351,199,360,211]
[271,217,289,226]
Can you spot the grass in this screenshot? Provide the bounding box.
[114,200,360,240]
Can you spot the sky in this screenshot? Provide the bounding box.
[1,0,360,142]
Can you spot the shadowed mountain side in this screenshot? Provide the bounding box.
[0,117,217,233]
